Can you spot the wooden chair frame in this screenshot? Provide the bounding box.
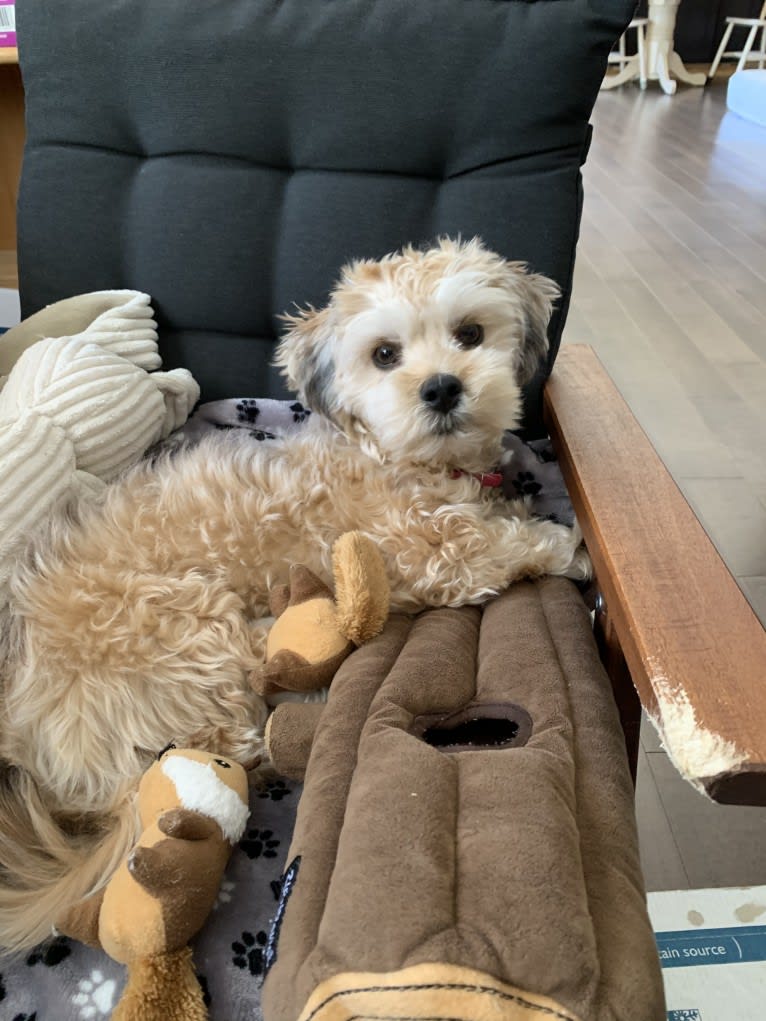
[545,346,766,806]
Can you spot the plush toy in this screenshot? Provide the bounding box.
[0,290,199,609]
[55,747,250,1021]
[251,531,390,706]
[261,579,666,1021]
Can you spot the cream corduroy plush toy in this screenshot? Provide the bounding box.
[0,290,200,608]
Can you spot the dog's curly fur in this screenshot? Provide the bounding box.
[0,238,589,951]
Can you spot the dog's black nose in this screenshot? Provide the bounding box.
[420,374,463,414]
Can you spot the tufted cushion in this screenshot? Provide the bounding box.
[17,0,634,435]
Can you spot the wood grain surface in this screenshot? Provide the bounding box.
[545,345,766,805]
[0,59,24,250]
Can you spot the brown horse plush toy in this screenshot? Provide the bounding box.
[251,531,390,705]
[56,747,250,1021]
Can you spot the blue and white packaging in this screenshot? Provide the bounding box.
[649,885,766,1021]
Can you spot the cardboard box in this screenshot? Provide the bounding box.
[648,886,766,1020]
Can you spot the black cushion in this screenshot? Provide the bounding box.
[16,0,634,435]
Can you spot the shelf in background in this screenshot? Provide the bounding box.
[0,51,23,250]
[0,249,18,289]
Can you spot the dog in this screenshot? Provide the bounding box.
[0,238,589,951]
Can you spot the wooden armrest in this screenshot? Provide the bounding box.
[544,345,766,805]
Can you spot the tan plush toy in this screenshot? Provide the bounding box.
[56,747,250,1021]
[251,532,390,705]
[0,290,199,611]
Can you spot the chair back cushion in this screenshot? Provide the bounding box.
[17,0,634,434]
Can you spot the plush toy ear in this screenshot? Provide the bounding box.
[158,807,218,842]
[332,532,390,645]
[287,564,334,605]
[256,648,349,696]
[511,269,560,386]
[269,583,291,619]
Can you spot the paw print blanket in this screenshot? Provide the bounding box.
[167,398,576,526]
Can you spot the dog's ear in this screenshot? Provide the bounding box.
[511,270,560,386]
[274,306,337,418]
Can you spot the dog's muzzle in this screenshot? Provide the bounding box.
[419,374,463,415]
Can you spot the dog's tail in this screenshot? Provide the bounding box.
[0,763,138,953]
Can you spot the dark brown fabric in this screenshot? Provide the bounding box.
[268,703,328,782]
[157,808,217,841]
[257,644,355,697]
[263,581,664,1021]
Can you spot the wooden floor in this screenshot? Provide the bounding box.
[569,75,766,891]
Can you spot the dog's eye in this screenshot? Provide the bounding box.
[454,323,484,348]
[372,343,401,369]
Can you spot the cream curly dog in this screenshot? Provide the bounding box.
[0,238,589,950]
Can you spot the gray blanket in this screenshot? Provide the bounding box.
[169,398,576,526]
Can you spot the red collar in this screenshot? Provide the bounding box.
[450,468,503,488]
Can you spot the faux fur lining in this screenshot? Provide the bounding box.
[298,963,582,1021]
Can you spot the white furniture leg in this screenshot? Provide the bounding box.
[647,1,705,94]
[656,48,677,95]
[601,20,649,90]
[601,4,703,94]
[637,22,648,88]
[738,24,761,71]
[600,54,641,90]
[668,50,706,86]
[709,23,734,79]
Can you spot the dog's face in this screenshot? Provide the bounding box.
[275,238,559,471]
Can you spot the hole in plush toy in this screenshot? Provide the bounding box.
[412,702,532,752]
[422,716,518,748]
